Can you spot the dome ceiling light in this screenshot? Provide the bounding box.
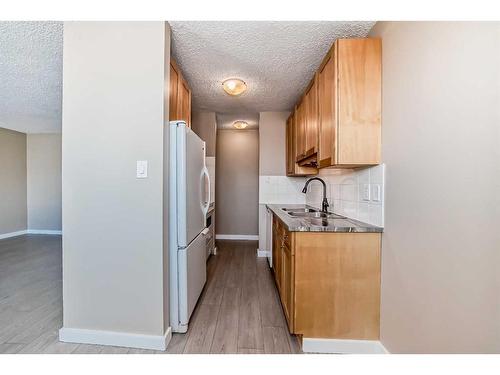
[222,78,247,96]
[233,121,248,130]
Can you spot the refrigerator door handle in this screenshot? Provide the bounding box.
[201,166,211,217]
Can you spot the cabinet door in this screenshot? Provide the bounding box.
[169,60,180,121]
[290,110,319,176]
[304,74,319,157]
[337,38,381,165]
[295,100,306,161]
[178,75,192,127]
[281,238,294,332]
[272,217,282,291]
[286,114,294,176]
[318,44,338,168]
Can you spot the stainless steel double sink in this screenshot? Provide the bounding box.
[282,207,349,227]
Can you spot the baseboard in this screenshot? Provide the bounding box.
[302,338,389,354]
[59,326,172,351]
[0,230,28,240]
[257,249,269,257]
[215,234,259,241]
[0,229,62,240]
[27,229,62,235]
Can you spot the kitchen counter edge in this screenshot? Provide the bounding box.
[266,204,384,233]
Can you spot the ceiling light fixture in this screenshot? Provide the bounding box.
[233,121,248,130]
[222,78,247,96]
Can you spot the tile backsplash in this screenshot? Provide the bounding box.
[259,176,306,204]
[305,164,385,227]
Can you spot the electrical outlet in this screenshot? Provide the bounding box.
[361,184,370,201]
[371,184,381,202]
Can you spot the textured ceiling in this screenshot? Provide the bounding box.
[216,112,260,130]
[170,21,375,114]
[0,21,375,133]
[0,21,63,133]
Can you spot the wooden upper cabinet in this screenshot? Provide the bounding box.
[304,73,319,158]
[294,101,304,161]
[318,38,381,167]
[178,75,192,127]
[286,110,318,177]
[318,42,338,167]
[287,37,381,171]
[337,38,381,165]
[169,57,192,127]
[286,114,295,176]
[169,60,180,121]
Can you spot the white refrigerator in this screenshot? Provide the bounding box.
[169,121,210,333]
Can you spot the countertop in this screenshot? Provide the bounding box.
[266,204,383,233]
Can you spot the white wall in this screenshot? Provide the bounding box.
[27,133,62,231]
[259,112,288,176]
[369,21,500,353]
[0,128,26,237]
[191,111,217,157]
[61,22,170,345]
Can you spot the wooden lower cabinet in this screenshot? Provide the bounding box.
[272,214,381,340]
[281,242,294,328]
[272,216,293,330]
[272,219,282,292]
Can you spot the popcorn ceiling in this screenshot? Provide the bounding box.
[169,21,375,114]
[0,21,63,133]
[0,21,375,133]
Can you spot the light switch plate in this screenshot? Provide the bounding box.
[361,184,370,201]
[136,160,148,179]
[371,184,381,202]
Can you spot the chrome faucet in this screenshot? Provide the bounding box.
[302,177,329,213]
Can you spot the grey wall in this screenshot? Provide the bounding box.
[191,111,217,157]
[369,22,500,353]
[62,22,170,337]
[216,129,259,236]
[259,112,288,176]
[0,128,27,236]
[27,134,62,231]
[258,111,290,250]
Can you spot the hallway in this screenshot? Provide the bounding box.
[0,236,300,354]
[171,240,301,354]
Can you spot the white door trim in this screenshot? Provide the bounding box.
[59,327,172,351]
[302,338,389,354]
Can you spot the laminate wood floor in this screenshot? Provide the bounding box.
[0,236,300,354]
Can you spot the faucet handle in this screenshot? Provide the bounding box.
[322,197,330,213]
